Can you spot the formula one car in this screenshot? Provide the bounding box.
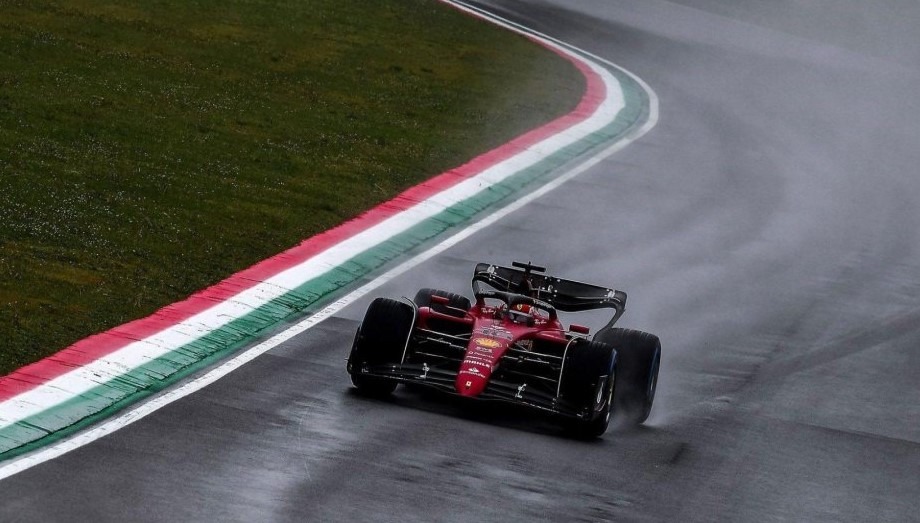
[346,261,661,438]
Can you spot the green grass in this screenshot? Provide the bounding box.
[0,0,584,375]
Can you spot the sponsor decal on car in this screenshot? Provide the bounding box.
[470,356,492,367]
[476,327,512,340]
[472,346,493,356]
[473,337,502,349]
[461,366,486,378]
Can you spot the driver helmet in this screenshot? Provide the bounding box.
[508,302,536,326]
[513,303,532,314]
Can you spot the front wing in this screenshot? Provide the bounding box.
[352,362,591,420]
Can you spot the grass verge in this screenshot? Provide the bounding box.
[0,0,584,375]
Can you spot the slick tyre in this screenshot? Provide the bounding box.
[413,288,471,318]
[347,298,414,396]
[559,339,617,439]
[593,328,661,425]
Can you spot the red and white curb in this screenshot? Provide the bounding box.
[0,0,658,479]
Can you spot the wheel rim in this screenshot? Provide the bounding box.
[603,373,616,423]
[644,350,660,417]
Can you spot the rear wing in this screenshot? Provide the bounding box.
[472,262,627,327]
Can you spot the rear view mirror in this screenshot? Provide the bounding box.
[430,294,450,305]
[569,324,590,335]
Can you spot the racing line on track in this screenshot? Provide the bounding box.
[0,0,658,479]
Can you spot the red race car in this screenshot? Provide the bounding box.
[346,261,661,438]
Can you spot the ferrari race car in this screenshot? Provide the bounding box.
[346,261,661,438]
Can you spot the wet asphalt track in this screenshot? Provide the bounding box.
[3,1,920,521]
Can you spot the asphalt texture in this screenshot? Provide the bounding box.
[3,1,920,521]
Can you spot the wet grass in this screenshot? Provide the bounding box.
[0,0,584,374]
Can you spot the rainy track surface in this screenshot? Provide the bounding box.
[3,1,920,521]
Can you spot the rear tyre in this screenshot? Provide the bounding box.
[347,298,414,396]
[559,339,617,439]
[413,288,471,318]
[593,328,661,425]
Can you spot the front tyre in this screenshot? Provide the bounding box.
[347,298,414,396]
[594,328,661,425]
[559,339,617,439]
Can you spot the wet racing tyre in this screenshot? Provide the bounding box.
[559,339,618,439]
[593,328,661,425]
[347,298,414,396]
